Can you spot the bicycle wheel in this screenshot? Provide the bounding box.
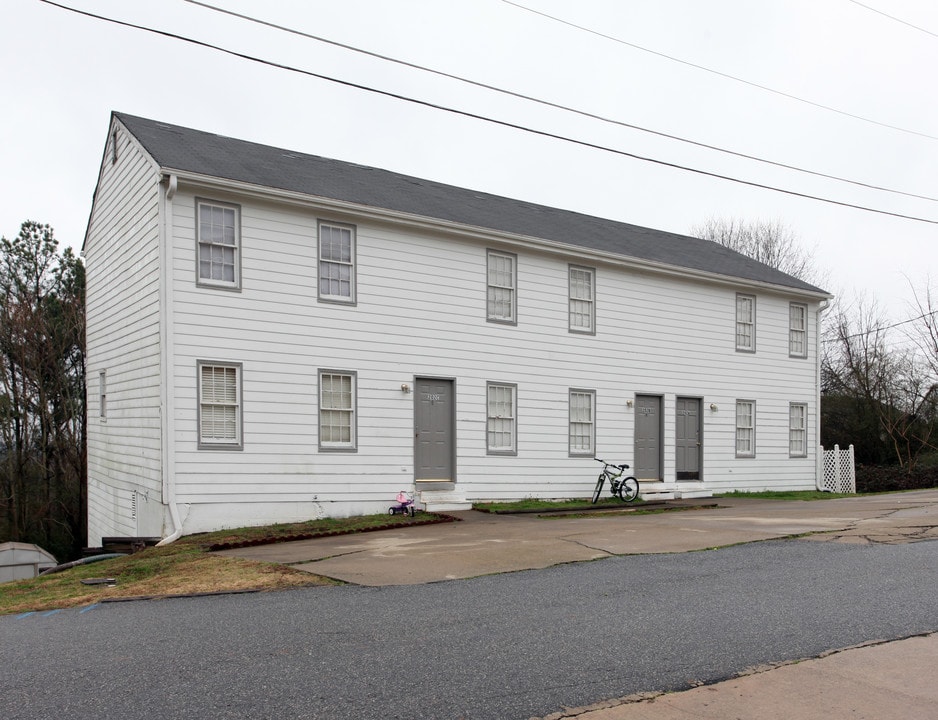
[618,477,639,502]
[591,474,605,504]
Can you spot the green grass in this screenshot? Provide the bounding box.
[716,490,853,500]
[473,496,640,513]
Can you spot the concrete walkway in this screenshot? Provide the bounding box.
[217,490,938,719]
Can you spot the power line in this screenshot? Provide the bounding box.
[39,0,938,226]
[833,309,938,341]
[847,0,938,40]
[503,0,938,143]
[182,0,938,204]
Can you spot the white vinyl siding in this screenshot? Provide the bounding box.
[487,382,517,454]
[85,119,163,545]
[736,294,755,351]
[319,371,357,450]
[789,403,807,457]
[198,363,242,449]
[197,200,240,289]
[789,303,807,358]
[569,265,595,333]
[569,389,595,455]
[487,250,516,323]
[736,400,755,457]
[318,222,356,303]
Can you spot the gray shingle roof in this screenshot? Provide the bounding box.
[114,112,826,295]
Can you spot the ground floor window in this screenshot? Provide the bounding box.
[736,400,755,457]
[789,403,807,457]
[569,389,595,455]
[319,370,357,450]
[198,362,242,449]
[486,382,517,455]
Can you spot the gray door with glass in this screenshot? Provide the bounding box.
[415,378,455,481]
[675,397,701,480]
[634,395,662,480]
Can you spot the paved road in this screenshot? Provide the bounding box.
[4,537,937,720]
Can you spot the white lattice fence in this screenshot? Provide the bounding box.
[818,444,856,493]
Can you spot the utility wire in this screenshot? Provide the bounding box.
[847,0,938,40]
[38,0,938,226]
[504,0,938,143]
[183,0,938,204]
[835,309,938,341]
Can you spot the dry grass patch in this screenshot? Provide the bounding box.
[0,513,448,615]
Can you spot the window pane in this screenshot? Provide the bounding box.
[736,401,753,455]
[569,391,593,452]
[487,384,515,451]
[319,373,355,447]
[200,365,239,444]
[487,253,515,321]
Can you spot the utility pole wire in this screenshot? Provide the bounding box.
[847,0,938,40]
[39,0,938,226]
[503,0,938,144]
[183,0,937,204]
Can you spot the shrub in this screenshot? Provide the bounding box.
[855,464,938,494]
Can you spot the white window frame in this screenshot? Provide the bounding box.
[789,403,808,458]
[196,199,241,290]
[198,361,243,450]
[318,221,356,304]
[568,265,596,334]
[735,400,755,458]
[789,303,808,358]
[736,294,756,352]
[486,250,517,324]
[319,370,357,451]
[486,382,517,455]
[569,389,595,456]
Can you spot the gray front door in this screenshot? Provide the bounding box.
[634,395,662,480]
[675,397,701,481]
[415,378,455,482]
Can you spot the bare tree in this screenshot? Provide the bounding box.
[691,217,822,285]
[0,221,85,560]
[824,294,935,470]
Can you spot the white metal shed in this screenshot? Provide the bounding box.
[0,542,58,583]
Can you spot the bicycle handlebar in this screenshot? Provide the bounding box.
[595,458,629,471]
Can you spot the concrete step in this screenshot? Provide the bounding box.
[419,490,473,512]
[639,490,676,501]
[675,489,714,499]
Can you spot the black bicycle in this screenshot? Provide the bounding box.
[592,458,639,503]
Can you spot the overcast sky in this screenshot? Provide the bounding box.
[2,0,936,320]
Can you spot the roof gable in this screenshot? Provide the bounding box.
[114,112,826,295]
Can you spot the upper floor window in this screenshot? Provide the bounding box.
[318,222,356,304]
[319,370,357,451]
[487,250,516,324]
[789,303,808,358]
[198,362,242,449]
[569,389,595,456]
[736,294,755,352]
[486,382,517,454]
[197,200,240,289]
[789,403,807,457]
[569,265,595,334]
[735,400,755,457]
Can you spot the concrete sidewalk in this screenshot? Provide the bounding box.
[217,490,938,719]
